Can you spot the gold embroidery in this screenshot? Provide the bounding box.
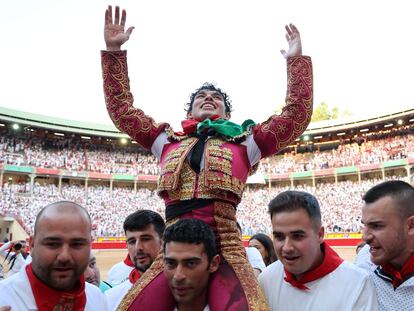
[117,203,269,311]
[257,56,313,153]
[158,138,198,192]
[116,252,165,311]
[214,202,270,311]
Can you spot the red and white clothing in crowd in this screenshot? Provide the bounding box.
[0,241,27,277]
[107,254,134,286]
[356,246,414,311]
[0,264,108,311]
[105,268,141,311]
[259,245,378,311]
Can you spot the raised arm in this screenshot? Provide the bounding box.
[252,24,313,159]
[102,6,168,151]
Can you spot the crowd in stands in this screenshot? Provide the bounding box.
[261,133,414,174]
[0,178,398,237]
[1,132,414,176]
[1,130,413,237]
[0,136,159,175]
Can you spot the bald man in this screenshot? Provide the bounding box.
[0,201,108,310]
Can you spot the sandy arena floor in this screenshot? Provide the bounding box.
[96,247,357,281]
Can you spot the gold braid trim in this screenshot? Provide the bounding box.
[165,127,190,141]
[214,202,270,311]
[116,219,179,311]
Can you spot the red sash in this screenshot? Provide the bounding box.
[128,269,141,284]
[26,264,86,311]
[382,253,414,288]
[284,243,343,290]
[123,254,134,267]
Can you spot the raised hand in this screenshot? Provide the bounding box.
[280,24,302,59]
[104,5,134,51]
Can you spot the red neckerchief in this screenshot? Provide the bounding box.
[123,254,134,267]
[176,115,221,136]
[26,264,86,311]
[283,243,344,290]
[381,253,414,289]
[128,268,141,284]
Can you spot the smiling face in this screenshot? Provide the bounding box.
[126,224,162,274]
[187,90,229,121]
[362,196,412,268]
[271,208,324,279]
[164,242,219,308]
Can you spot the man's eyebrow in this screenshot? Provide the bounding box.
[290,230,306,234]
[139,234,154,238]
[273,230,306,234]
[70,237,89,242]
[164,257,201,261]
[183,257,202,262]
[42,237,62,242]
[364,220,384,225]
[41,237,88,242]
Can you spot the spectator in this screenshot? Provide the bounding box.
[259,190,378,310]
[358,180,414,310]
[84,251,112,293]
[249,233,277,266]
[0,240,27,278]
[163,219,220,311]
[105,210,165,311]
[0,201,108,310]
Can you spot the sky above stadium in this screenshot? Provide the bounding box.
[0,0,413,130]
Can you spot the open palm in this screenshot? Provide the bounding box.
[104,5,134,51]
[280,24,302,59]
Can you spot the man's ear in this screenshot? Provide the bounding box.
[318,226,325,244]
[208,254,220,273]
[187,111,192,119]
[224,112,231,120]
[407,215,414,235]
[29,235,34,250]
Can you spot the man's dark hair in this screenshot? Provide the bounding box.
[123,210,165,238]
[249,233,278,265]
[268,191,322,229]
[163,219,217,262]
[185,82,232,114]
[362,180,414,219]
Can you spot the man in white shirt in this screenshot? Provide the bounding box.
[163,219,220,311]
[259,190,378,311]
[84,251,112,293]
[0,201,107,310]
[106,254,134,286]
[357,180,414,311]
[105,210,165,311]
[0,240,27,278]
